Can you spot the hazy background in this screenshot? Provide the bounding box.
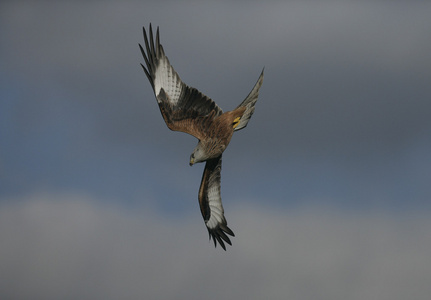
[1,1,430,299]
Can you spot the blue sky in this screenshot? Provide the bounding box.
[1,1,431,299]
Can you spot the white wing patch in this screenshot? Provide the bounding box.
[154,57,183,106]
[204,158,228,231]
[199,156,234,250]
[206,182,225,229]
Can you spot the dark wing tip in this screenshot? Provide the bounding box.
[208,225,235,251]
[140,24,162,91]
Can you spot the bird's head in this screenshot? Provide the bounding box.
[190,142,207,166]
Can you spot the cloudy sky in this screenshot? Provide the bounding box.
[1,1,431,299]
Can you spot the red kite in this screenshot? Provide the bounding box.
[139,24,264,250]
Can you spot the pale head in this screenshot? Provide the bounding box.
[189,142,209,166]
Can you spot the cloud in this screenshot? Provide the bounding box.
[1,193,430,300]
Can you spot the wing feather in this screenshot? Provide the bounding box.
[198,155,234,250]
[139,24,223,139]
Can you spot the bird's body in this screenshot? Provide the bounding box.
[190,108,246,164]
[139,24,264,250]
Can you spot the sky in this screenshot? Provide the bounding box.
[1,1,431,299]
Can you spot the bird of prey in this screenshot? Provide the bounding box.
[139,24,264,250]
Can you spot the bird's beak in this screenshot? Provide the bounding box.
[189,154,195,166]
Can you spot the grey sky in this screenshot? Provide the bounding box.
[2,1,430,208]
[1,1,431,298]
[1,195,431,299]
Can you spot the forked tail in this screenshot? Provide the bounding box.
[233,69,264,131]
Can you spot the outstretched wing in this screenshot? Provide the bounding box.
[139,24,223,140]
[233,69,264,131]
[198,155,234,250]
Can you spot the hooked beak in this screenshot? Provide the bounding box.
[189,155,195,166]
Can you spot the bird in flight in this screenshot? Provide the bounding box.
[139,24,264,250]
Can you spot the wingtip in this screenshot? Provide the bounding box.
[207,225,234,251]
[138,43,144,54]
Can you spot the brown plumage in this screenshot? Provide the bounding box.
[139,24,264,250]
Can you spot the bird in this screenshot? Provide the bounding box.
[139,24,264,250]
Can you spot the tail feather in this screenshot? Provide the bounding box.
[234,69,264,131]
